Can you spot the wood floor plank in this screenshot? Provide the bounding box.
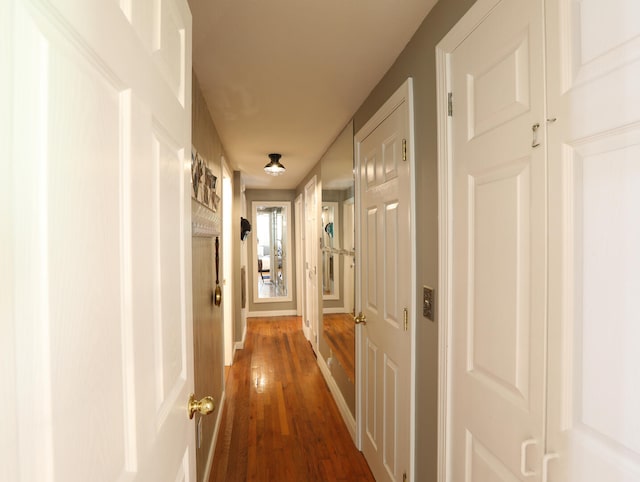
[210,316,374,482]
[322,313,355,382]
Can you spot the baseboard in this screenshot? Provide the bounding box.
[234,324,247,352]
[322,306,347,314]
[317,355,357,443]
[248,309,297,317]
[202,390,226,482]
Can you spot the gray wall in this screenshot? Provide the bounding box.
[191,71,225,482]
[353,0,477,479]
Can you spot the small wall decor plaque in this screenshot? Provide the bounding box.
[190,146,218,212]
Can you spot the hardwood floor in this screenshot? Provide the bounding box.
[210,316,374,482]
[322,313,355,382]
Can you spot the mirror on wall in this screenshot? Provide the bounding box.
[320,122,355,385]
[321,202,339,300]
[252,201,293,303]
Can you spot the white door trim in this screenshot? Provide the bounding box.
[222,160,234,366]
[354,77,416,474]
[435,1,503,480]
[304,176,318,347]
[295,193,304,318]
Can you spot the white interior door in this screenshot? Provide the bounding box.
[356,80,413,481]
[222,164,233,366]
[546,0,640,479]
[5,0,195,480]
[304,176,318,348]
[448,0,547,479]
[295,194,304,317]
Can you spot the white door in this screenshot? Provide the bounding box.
[356,80,413,481]
[448,0,547,479]
[304,176,318,349]
[222,164,233,366]
[295,193,304,317]
[4,0,196,480]
[546,0,640,479]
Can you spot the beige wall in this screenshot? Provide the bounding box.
[353,0,477,478]
[191,72,225,482]
[191,236,222,482]
[193,73,225,186]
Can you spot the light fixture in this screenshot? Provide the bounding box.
[263,153,286,176]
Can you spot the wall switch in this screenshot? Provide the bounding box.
[423,286,434,321]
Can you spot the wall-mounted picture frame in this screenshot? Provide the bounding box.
[191,146,218,212]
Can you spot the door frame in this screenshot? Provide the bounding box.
[304,176,318,347]
[295,193,304,319]
[435,0,505,479]
[222,160,234,366]
[354,78,416,472]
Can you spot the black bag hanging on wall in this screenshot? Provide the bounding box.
[240,217,251,241]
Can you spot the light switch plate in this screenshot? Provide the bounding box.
[423,286,434,321]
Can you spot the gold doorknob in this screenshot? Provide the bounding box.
[354,312,367,325]
[188,393,216,419]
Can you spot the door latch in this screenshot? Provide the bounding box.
[532,123,541,148]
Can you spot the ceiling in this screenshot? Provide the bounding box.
[188,0,439,189]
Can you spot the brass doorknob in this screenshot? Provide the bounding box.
[354,312,367,325]
[188,393,216,419]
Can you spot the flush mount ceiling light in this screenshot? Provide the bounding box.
[263,153,286,176]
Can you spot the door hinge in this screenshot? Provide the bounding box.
[403,308,408,331]
[402,138,407,162]
[448,92,453,117]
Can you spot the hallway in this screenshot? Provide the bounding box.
[210,316,374,481]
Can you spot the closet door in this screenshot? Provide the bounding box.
[448,0,547,479]
[546,0,640,480]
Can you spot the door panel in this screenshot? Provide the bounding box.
[383,356,399,475]
[357,86,412,481]
[383,202,399,324]
[366,339,379,447]
[468,32,531,139]
[304,177,318,347]
[7,0,194,480]
[366,207,378,309]
[470,162,531,405]
[467,432,521,482]
[547,0,640,478]
[449,0,546,479]
[156,128,188,411]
